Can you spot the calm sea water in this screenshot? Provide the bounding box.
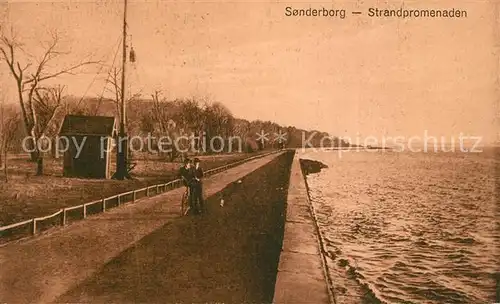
[301,148,499,304]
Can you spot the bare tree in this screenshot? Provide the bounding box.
[174,98,205,152]
[0,28,99,171]
[102,66,142,167]
[0,103,21,182]
[65,96,94,116]
[233,119,253,152]
[203,102,235,153]
[103,66,141,120]
[104,67,122,118]
[150,90,179,161]
[32,85,66,171]
[33,85,65,136]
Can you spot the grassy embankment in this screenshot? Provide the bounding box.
[0,151,270,226]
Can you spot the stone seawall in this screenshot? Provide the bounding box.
[273,151,334,304]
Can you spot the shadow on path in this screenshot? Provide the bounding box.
[57,151,294,303]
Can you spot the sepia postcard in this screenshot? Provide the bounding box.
[0,0,498,303]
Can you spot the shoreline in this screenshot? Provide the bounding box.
[299,157,384,304]
[273,153,334,304]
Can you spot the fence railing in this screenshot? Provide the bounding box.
[0,150,281,245]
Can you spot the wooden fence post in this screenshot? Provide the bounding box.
[62,209,66,226]
[83,204,87,219]
[156,185,159,194]
[32,219,36,235]
[133,191,136,202]
[147,187,150,196]
[118,195,121,206]
[103,199,107,212]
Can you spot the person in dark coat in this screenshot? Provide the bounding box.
[178,158,193,186]
[178,158,194,210]
[190,157,204,214]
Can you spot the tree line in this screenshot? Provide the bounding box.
[0,27,348,178]
[0,93,348,171]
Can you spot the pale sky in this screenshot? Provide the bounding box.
[0,0,498,143]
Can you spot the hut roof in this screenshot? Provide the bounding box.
[59,115,117,136]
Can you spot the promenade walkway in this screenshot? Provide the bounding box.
[0,152,284,303]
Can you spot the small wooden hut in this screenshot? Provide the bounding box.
[58,115,117,179]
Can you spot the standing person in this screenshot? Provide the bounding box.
[178,158,193,186]
[178,158,194,211]
[191,157,204,214]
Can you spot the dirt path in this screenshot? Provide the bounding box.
[0,152,285,304]
[56,151,294,303]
